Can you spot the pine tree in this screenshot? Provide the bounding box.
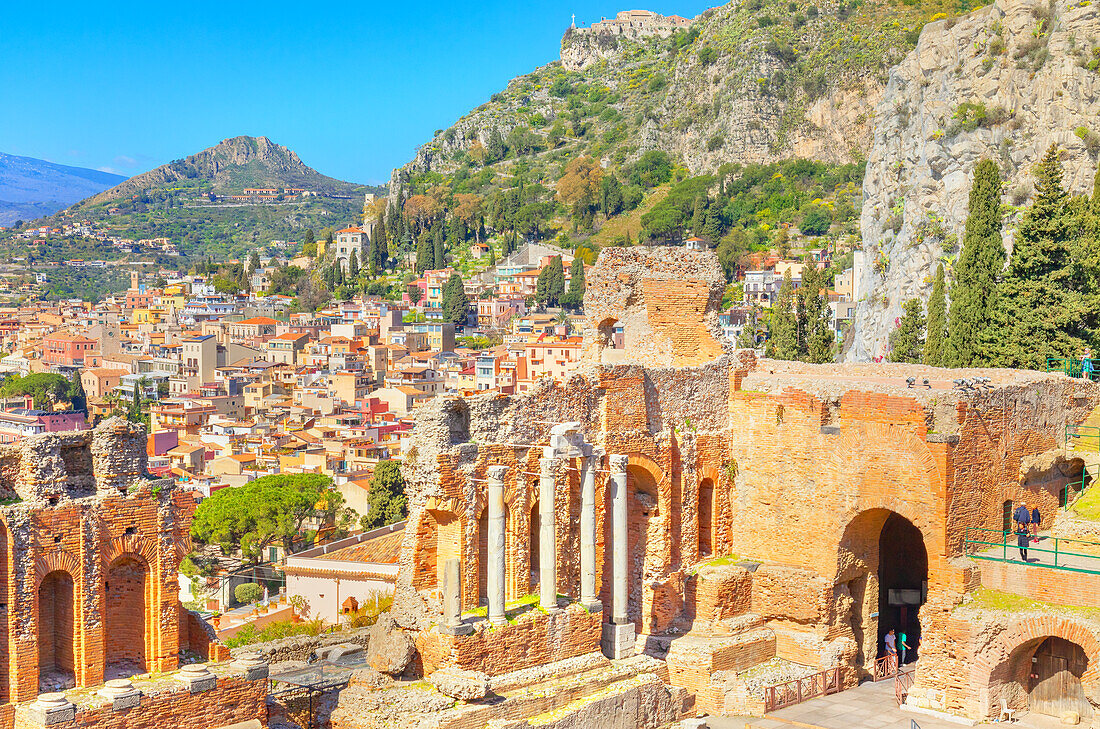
[248,250,261,274]
[487,127,506,163]
[889,298,927,363]
[923,263,947,366]
[945,159,1004,367]
[488,243,496,267]
[766,270,799,360]
[348,249,360,280]
[303,228,316,257]
[433,224,445,269]
[536,256,566,307]
[691,195,706,236]
[703,207,723,242]
[442,273,469,324]
[997,145,1088,367]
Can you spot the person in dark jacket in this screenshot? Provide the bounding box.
[1013,501,1030,531]
[1016,526,1030,561]
[1030,504,1042,543]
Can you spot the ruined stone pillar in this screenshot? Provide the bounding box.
[487,465,507,626]
[609,454,629,624]
[580,448,602,612]
[602,454,635,659]
[440,557,471,635]
[539,452,558,611]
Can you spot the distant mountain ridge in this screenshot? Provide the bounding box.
[83,135,363,206]
[0,153,124,225]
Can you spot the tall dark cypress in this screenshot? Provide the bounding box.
[923,263,947,366]
[944,159,1004,367]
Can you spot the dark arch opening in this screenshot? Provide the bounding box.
[38,570,75,692]
[529,500,540,593]
[698,478,714,559]
[105,555,148,678]
[878,513,928,664]
[627,464,660,626]
[477,509,488,605]
[1027,637,1091,718]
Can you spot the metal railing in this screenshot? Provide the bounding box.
[762,666,842,713]
[1067,424,1100,453]
[895,668,915,706]
[873,653,898,681]
[1047,357,1100,380]
[963,527,1100,575]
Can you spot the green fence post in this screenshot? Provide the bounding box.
[1002,530,1007,562]
[1054,538,1059,568]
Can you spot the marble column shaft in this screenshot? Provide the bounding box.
[539,452,557,610]
[487,464,507,626]
[609,454,629,625]
[580,450,600,610]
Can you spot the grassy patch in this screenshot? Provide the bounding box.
[966,587,1100,620]
[1073,484,1100,520]
[462,592,542,622]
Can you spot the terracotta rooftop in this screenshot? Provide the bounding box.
[321,528,404,565]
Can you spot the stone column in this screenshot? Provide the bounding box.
[440,557,472,635]
[487,465,508,626]
[609,454,629,625]
[579,448,602,612]
[602,454,634,659]
[539,452,558,611]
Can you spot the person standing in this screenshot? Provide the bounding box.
[1030,504,1042,543]
[884,628,898,672]
[1013,500,1030,532]
[1016,523,1030,561]
[899,630,912,665]
[1083,348,1093,379]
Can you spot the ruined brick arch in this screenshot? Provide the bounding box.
[34,550,81,587]
[623,453,666,627]
[972,615,1100,718]
[101,535,158,570]
[697,465,723,561]
[104,552,152,674]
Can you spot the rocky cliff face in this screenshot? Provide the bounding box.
[848,0,1100,361]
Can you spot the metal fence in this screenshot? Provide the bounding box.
[762,666,842,713]
[963,527,1100,575]
[1047,357,1100,380]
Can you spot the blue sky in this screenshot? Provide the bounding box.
[1,1,715,185]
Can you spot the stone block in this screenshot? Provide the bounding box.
[98,678,142,710]
[232,651,270,681]
[25,694,76,726]
[429,666,490,700]
[176,663,217,693]
[602,622,636,659]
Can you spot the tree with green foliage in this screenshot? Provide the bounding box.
[415,233,432,273]
[362,461,408,530]
[348,249,360,280]
[68,371,86,414]
[562,256,586,310]
[923,263,947,366]
[408,284,423,306]
[442,272,469,325]
[945,159,1004,367]
[127,376,148,425]
[487,127,506,163]
[889,298,926,363]
[433,224,445,269]
[1,373,75,409]
[536,256,566,308]
[796,265,834,363]
[996,146,1089,367]
[235,583,263,605]
[190,474,341,561]
[302,228,316,257]
[324,230,334,255]
[248,250,261,274]
[766,270,799,360]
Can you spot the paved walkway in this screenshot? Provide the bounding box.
[705,677,1066,729]
[974,531,1100,573]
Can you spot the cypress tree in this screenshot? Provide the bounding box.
[433,224,445,269]
[889,298,926,363]
[691,195,706,236]
[563,256,586,309]
[415,234,432,273]
[944,159,1004,367]
[442,272,469,324]
[766,270,799,360]
[997,145,1088,367]
[796,265,834,363]
[923,263,947,366]
[348,249,360,280]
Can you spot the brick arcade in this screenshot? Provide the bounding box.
[0,418,268,729]
[393,246,1100,724]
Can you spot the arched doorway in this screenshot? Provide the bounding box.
[838,509,927,671]
[105,555,148,677]
[38,570,75,691]
[1029,637,1092,719]
[597,318,626,363]
[627,464,660,626]
[529,500,540,593]
[698,478,714,559]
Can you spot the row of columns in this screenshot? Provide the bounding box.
[442,449,630,644]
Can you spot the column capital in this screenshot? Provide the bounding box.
[486,464,508,482]
[609,454,628,473]
[539,455,556,474]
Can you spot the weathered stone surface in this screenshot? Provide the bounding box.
[428,666,489,700]
[850,0,1100,360]
[366,614,416,675]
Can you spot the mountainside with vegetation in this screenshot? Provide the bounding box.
[8,137,385,260]
[0,153,124,225]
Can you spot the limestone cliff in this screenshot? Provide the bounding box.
[848,0,1100,361]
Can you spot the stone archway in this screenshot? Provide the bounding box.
[38,570,75,692]
[625,457,664,627]
[105,554,149,678]
[837,509,928,672]
[973,615,1100,720]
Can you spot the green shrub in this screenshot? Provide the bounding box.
[698,46,719,66]
[234,583,263,605]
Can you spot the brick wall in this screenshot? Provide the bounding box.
[978,559,1100,608]
[417,604,601,676]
